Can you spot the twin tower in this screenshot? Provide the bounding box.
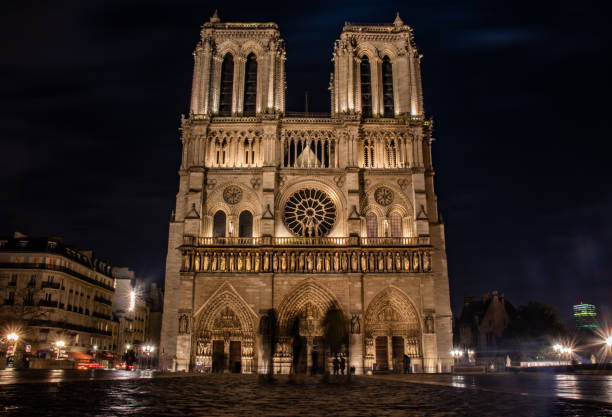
[160,12,453,375]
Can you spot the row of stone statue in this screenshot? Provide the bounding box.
[182,249,432,273]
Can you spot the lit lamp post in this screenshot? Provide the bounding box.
[450,349,464,368]
[141,345,154,369]
[7,333,19,367]
[56,340,65,360]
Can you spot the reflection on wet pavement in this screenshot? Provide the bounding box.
[0,373,610,416]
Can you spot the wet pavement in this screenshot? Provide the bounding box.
[0,371,610,416]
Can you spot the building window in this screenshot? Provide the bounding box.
[239,211,253,237]
[390,212,402,237]
[9,274,17,285]
[7,292,15,304]
[243,53,257,116]
[382,56,394,117]
[360,55,372,117]
[45,293,52,302]
[386,140,398,167]
[363,140,375,168]
[219,53,234,116]
[366,212,378,237]
[213,210,227,237]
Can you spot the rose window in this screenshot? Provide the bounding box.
[283,189,336,237]
[223,186,243,205]
[374,187,394,206]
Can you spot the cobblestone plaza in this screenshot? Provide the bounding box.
[1,372,610,416]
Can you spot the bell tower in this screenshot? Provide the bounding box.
[330,13,423,118]
[189,11,286,116]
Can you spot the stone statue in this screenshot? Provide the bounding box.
[413,252,420,271]
[194,254,200,271]
[403,253,410,271]
[307,252,313,271]
[212,254,218,271]
[254,253,260,272]
[350,252,357,271]
[395,252,402,271]
[179,314,190,334]
[350,314,361,334]
[316,253,322,272]
[229,253,235,272]
[386,252,393,271]
[324,253,330,272]
[203,253,210,271]
[333,252,339,271]
[290,252,296,272]
[272,252,279,271]
[237,253,243,271]
[281,252,287,272]
[220,253,226,271]
[423,252,431,271]
[263,252,269,271]
[299,252,305,271]
[245,254,251,272]
[360,252,367,271]
[425,315,434,333]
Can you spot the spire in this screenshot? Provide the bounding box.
[393,12,404,27]
[209,9,220,23]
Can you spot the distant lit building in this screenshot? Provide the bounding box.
[573,302,597,329]
[0,232,116,357]
[111,267,162,355]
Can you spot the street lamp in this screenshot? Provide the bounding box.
[56,340,65,360]
[7,333,19,342]
[605,336,612,347]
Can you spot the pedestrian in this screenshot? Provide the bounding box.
[403,354,410,374]
[340,356,346,375]
[333,356,340,376]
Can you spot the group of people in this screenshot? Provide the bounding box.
[332,355,347,375]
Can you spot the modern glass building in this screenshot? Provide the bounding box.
[573,302,597,329]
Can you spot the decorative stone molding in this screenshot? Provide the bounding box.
[181,247,432,274]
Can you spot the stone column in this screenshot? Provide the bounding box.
[387,335,393,371]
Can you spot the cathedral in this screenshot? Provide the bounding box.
[159,11,453,374]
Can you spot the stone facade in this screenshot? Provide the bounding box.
[160,13,453,374]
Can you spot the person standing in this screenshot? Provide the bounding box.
[333,356,340,376]
[403,354,410,374]
[340,356,346,375]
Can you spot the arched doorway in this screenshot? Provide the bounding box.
[192,284,257,373]
[364,287,422,372]
[275,280,343,375]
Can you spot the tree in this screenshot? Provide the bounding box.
[503,302,568,361]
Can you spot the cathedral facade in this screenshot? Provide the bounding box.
[159,12,453,374]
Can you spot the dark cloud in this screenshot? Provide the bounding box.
[1,0,610,322]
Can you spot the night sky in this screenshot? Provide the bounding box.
[2,1,611,322]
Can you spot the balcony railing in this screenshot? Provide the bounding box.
[185,236,429,247]
[92,311,111,320]
[94,296,113,306]
[0,263,114,292]
[38,300,58,308]
[41,281,61,289]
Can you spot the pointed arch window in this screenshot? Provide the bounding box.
[243,53,257,116]
[219,54,234,116]
[239,210,253,237]
[360,56,372,117]
[390,212,402,238]
[213,211,226,237]
[363,140,375,167]
[382,56,394,117]
[366,212,378,237]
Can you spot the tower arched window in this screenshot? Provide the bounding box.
[239,210,253,237]
[363,140,375,167]
[243,53,257,116]
[219,54,234,116]
[386,139,397,167]
[382,56,394,117]
[360,56,372,117]
[390,212,402,238]
[213,210,226,237]
[366,212,378,238]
